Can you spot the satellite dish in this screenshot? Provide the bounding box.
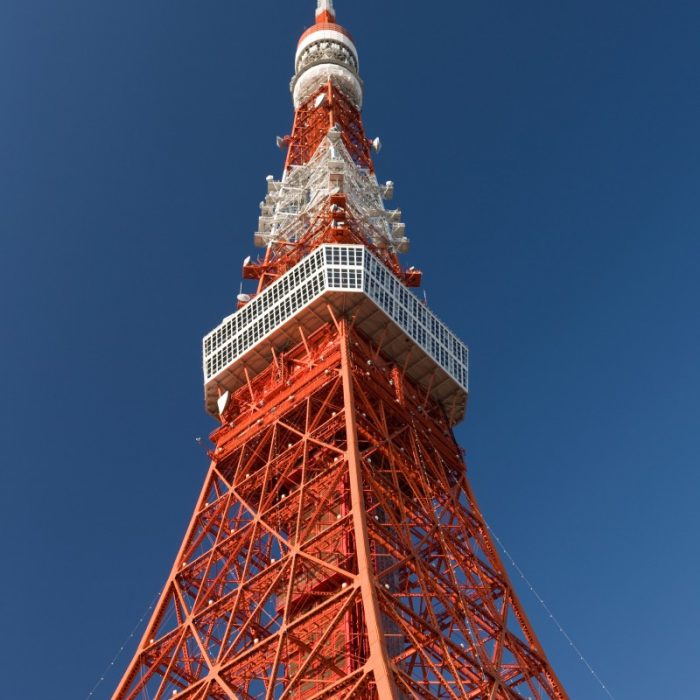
[314,93,327,108]
[243,255,251,267]
[372,137,382,152]
[237,293,251,303]
[217,391,230,415]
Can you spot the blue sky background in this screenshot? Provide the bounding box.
[1,1,699,697]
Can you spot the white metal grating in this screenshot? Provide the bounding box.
[203,244,468,416]
[362,253,468,390]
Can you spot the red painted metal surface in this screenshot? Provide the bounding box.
[285,83,374,174]
[114,322,568,699]
[113,3,569,697]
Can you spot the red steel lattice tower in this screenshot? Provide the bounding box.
[114,2,569,698]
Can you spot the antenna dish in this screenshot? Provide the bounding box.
[372,137,382,152]
[276,136,285,149]
[243,256,251,267]
[314,93,328,108]
[237,293,251,303]
[217,391,230,415]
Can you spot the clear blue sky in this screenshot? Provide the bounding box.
[1,1,698,698]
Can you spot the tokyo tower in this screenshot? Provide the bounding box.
[113,2,569,698]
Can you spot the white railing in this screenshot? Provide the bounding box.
[203,245,468,394]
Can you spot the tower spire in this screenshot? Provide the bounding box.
[316,0,336,23]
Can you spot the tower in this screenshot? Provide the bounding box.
[114,2,569,698]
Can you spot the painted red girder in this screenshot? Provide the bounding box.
[284,82,373,174]
[114,321,568,700]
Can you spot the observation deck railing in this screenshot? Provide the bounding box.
[203,245,468,422]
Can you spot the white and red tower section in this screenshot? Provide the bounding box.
[113,3,569,698]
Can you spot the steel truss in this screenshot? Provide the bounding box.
[114,321,567,700]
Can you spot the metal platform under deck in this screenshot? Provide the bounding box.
[203,245,468,423]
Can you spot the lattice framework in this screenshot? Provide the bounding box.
[112,1,569,697]
[115,321,567,700]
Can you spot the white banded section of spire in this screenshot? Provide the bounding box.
[292,0,361,107]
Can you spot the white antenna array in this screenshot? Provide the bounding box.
[254,134,408,253]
